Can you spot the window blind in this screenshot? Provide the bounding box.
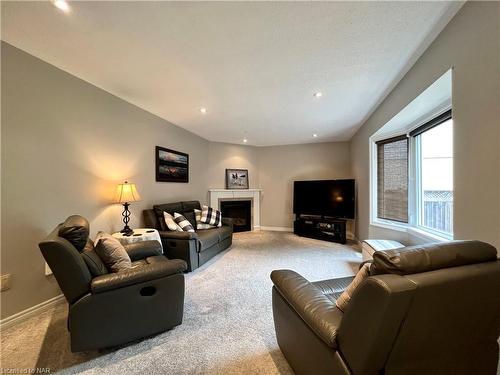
[376,135,408,223]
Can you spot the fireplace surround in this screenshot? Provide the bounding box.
[208,189,262,231]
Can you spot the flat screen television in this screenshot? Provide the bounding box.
[293,179,355,219]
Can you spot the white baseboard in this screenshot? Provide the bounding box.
[0,294,65,331]
[261,226,293,232]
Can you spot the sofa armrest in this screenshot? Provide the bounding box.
[91,259,187,294]
[270,269,342,348]
[124,240,163,261]
[222,217,234,229]
[158,230,198,240]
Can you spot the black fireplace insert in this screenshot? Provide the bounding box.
[220,200,251,232]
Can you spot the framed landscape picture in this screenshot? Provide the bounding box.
[156,146,189,183]
[225,169,249,189]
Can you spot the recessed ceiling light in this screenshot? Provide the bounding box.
[52,0,70,13]
[243,139,248,143]
[313,92,323,98]
[200,107,207,114]
[313,134,318,138]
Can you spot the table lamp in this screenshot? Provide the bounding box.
[114,181,142,235]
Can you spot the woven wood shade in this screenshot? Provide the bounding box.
[376,136,408,223]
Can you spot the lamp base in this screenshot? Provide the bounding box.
[120,226,134,236]
[120,203,134,236]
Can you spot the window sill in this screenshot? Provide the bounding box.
[371,220,451,243]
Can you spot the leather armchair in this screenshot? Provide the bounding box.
[271,240,500,375]
[39,215,187,352]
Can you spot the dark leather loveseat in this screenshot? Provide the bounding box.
[39,215,187,352]
[271,240,500,375]
[144,200,233,272]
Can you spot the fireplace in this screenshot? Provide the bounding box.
[220,200,251,232]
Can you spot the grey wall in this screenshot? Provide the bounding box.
[207,141,352,229]
[258,143,351,229]
[1,42,210,319]
[207,142,260,189]
[350,2,500,249]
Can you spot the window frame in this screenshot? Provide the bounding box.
[413,111,453,239]
[370,107,453,242]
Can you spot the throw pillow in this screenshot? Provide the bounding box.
[174,213,195,232]
[94,232,132,273]
[335,263,371,312]
[194,209,215,230]
[164,212,183,231]
[200,205,222,227]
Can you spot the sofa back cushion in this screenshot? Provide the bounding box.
[370,240,497,276]
[153,201,200,229]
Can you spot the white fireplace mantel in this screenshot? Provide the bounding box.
[208,189,262,231]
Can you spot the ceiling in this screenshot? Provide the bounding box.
[1,1,462,146]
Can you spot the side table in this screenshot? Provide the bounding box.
[112,228,163,253]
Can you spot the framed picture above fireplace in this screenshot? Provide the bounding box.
[156,146,189,183]
[225,169,249,189]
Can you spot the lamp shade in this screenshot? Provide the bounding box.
[114,181,142,203]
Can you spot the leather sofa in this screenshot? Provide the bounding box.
[39,215,187,352]
[271,240,500,375]
[143,200,233,272]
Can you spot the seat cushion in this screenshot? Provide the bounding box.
[197,229,220,251]
[145,255,169,265]
[313,276,355,303]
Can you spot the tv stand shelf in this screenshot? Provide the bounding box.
[294,216,347,244]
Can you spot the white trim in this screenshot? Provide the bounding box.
[371,220,449,243]
[409,226,451,242]
[208,188,263,192]
[0,294,65,331]
[261,226,293,232]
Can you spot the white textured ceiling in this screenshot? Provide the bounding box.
[1,1,462,146]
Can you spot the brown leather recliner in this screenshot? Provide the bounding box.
[39,215,187,352]
[271,240,500,375]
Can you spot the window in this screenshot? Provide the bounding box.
[411,110,453,235]
[374,109,453,239]
[376,136,408,223]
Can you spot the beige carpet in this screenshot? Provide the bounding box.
[1,231,361,374]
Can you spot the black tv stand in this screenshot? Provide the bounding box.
[294,215,347,244]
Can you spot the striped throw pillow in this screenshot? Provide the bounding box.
[194,209,215,230]
[200,205,222,227]
[174,213,195,232]
[163,212,183,232]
